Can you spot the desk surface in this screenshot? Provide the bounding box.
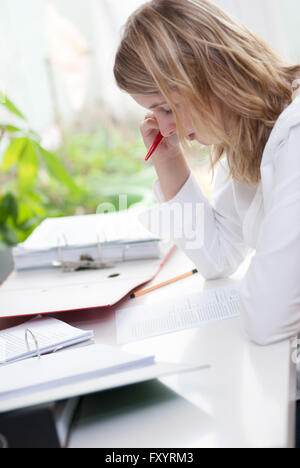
[0,248,296,448]
[62,248,295,449]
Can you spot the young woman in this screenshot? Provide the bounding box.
[114,0,300,444]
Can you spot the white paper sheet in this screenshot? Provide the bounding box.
[20,212,159,250]
[0,344,155,401]
[116,286,240,344]
[0,317,93,365]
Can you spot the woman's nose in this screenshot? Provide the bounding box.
[159,123,177,138]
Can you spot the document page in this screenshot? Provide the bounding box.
[116,286,240,344]
[21,211,159,250]
[0,317,93,365]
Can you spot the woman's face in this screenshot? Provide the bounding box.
[131,93,223,146]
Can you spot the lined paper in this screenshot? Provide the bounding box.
[116,286,240,344]
[0,317,93,365]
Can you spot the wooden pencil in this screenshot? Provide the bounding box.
[130,269,198,299]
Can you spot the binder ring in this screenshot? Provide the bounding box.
[56,234,66,265]
[25,328,41,360]
[53,232,117,272]
[97,234,103,262]
[122,245,130,262]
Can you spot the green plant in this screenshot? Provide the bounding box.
[0,97,82,248]
[0,97,157,249]
[47,128,157,214]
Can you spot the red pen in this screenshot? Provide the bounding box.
[145,131,164,161]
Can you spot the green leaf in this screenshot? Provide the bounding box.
[18,140,38,191]
[0,223,19,246]
[0,125,41,148]
[26,191,45,204]
[20,193,45,217]
[38,145,80,193]
[0,124,22,133]
[0,205,8,223]
[2,137,27,171]
[16,202,33,225]
[0,193,19,224]
[0,96,26,120]
[28,129,41,143]
[17,215,41,232]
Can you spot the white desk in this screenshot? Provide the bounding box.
[50,248,296,449]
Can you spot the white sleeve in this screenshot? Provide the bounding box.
[239,123,300,345]
[138,159,250,280]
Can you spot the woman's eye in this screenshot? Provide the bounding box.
[161,109,173,115]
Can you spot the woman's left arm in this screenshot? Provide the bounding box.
[240,123,300,345]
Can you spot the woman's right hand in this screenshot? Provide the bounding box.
[140,113,183,163]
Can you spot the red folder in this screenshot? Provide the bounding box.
[0,245,177,319]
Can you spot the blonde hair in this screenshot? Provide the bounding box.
[114,0,300,185]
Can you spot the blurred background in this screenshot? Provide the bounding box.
[0,0,299,248]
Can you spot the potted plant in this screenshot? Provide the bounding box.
[0,96,81,277]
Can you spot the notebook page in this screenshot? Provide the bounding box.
[116,286,240,344]
[0,344,155,400]
[0,317,94,365]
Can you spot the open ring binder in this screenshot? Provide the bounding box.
[24,328,75,361]
[53,234,119,272]
[25,329,41,360]
[12,212,163,273]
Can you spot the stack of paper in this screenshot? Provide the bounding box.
[0,317,94,365]
[13,211,162,271]
[0,344,155,401]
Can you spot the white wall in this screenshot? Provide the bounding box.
[0,0,299,133]
[275,0,300,61]
[0,0,54,130]
[215,0,289,58]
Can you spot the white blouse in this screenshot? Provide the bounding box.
[138,93,300,347]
